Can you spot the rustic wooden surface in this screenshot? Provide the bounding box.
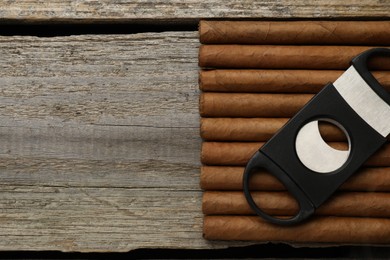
[0,32,243,252]
[0,0,389,254]
[0,1,389,22]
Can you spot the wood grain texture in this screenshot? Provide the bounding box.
[0,32,243,252]
[0,1,389,22]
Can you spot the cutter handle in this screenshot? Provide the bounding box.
[243,151,315,225]
[351,47,390,106]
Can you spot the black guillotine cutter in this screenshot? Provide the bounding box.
[243,48,390,225]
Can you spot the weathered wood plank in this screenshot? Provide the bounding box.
[0,32,245,252]
[0,1,389,23]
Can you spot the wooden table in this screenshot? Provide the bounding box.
[0,1,388,252]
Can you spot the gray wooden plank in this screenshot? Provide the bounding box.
[0,1,389,22]
[0,32,245,252]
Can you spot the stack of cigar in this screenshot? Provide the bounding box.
[199,21,390,244]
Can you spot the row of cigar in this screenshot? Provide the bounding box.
[199,20,390,244]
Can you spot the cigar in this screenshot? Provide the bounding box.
[199,21,390,45]
[200,93,313,118]
[200,166,390,192]
[203,215,390,244]
[203,191,390,217]
[200,166,281,191]
[200,118,347,142]
[199,45,390,70]
[201,142,390,166]
[199,70,390,93]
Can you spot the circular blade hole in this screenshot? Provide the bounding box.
[295,119,351,173]
[318,120,349,151]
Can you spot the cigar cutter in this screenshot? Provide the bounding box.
[243,48,390,225]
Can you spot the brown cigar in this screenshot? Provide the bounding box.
[200,166,390,192]
[201,142,390,166]
[199,45,390,70]
[203,191,390,217]
[199,21,390,45]
[200,93,313,117]
[199,70,390,93]
[203,215,390,244]
[200,118,348,142]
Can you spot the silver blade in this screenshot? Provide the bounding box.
[295,120,350,173]
[333,66,390,137]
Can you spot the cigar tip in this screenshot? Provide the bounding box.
[198,70,203,90]
[199,118,206,140]
[202,216,211,239]
[198,21,204,40]
[199,20,212,44]
[199,93,205,116]
[201,194,206,213]
[198,45,202,63]
[200,142,206,164]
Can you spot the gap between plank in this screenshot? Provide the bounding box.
[1,17,389,37]
[0,21,198,37]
